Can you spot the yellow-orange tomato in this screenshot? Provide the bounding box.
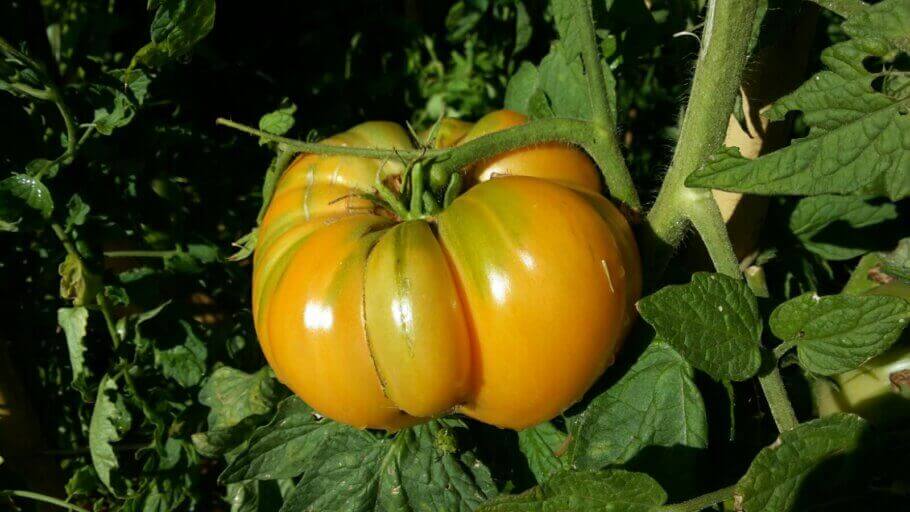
[253,110,641,430]
[461,110,603,192]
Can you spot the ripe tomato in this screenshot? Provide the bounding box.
[253,111,641,430]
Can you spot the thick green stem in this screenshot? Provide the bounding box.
[587,128,641,211]
[659,484,736,512]
[433,119,596,174]
[642,0,757,277]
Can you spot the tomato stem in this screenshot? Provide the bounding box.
[573,0,641,212]
[443,172,462,209]
[409,163,426,217]
[658,484,737,512]
[641,0,757,281]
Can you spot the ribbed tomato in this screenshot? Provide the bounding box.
[253,110,641,430]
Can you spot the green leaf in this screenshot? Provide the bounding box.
[513,2,532,55]
[0,173,53,218]
[164,244,219,273]
[769,292,910,375]
[517,422,567,483]
[58,252,101,307]
[879,238,910,282]
[445,1,489,43]
[843,239,910,294]
[58,306,92,400]
[636,273,763,381]
[220,397,349,483]
[135,0,216,66]
[89,374,132,495]
[687,0,910,200]
[736,414,868,512]
[477,469,666,512]
[192,414,267,458]
[280,420,496,512]
[88,70,149,135]
[789,195,898,260]
[199,366,281,431]
[64,194,90,232]
[504,61,540,114]
[25,158,60,179]
[569,341,707,470]
[65,465,101,496]
[503,41,615,123]
[259,104,297,137]
[227,480,286,512]
[154,320,207,388]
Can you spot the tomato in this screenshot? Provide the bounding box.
[253,111,641,430]
[460,110,603,192]
[815,281,910,425]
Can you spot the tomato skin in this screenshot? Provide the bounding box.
[438,177,637,428]
[254,115,640,431]
[462,110,603,192]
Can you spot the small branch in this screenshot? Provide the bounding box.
[575,0,613,134]
[97,296,123,350]
[642,0,758,278]
[773,340,797,360]
[219,117,600,183]
[758,365,799,432]
[0,490,89,512]
[689,195,741,278]
[103,250,176,258]
[659,484,736,512]
[434,118,597,175]
[256,148,296,224]
[573,0,641,211]
[217,118,426,161]
[808,0,867,18]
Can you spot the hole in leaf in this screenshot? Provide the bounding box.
[863,56,884,74]
[871,76,885,93]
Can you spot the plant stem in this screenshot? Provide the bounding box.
[758,365,799,432]
[574,0,641,211]
[257,148,296,224]
[0,490,89,512]
[103,250,177,258]
[434,119,596,174]
[689,196,741,278]
[218,117,426,160]
[50,224,124,351]
[773,340,797,360]
[97,295,122,350]
[642,0,757,279]
[659,484,736,512]
[219,117,597,178]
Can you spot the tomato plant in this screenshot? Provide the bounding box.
[2,1,909,511]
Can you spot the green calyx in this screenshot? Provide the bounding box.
[374,159,464,222]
